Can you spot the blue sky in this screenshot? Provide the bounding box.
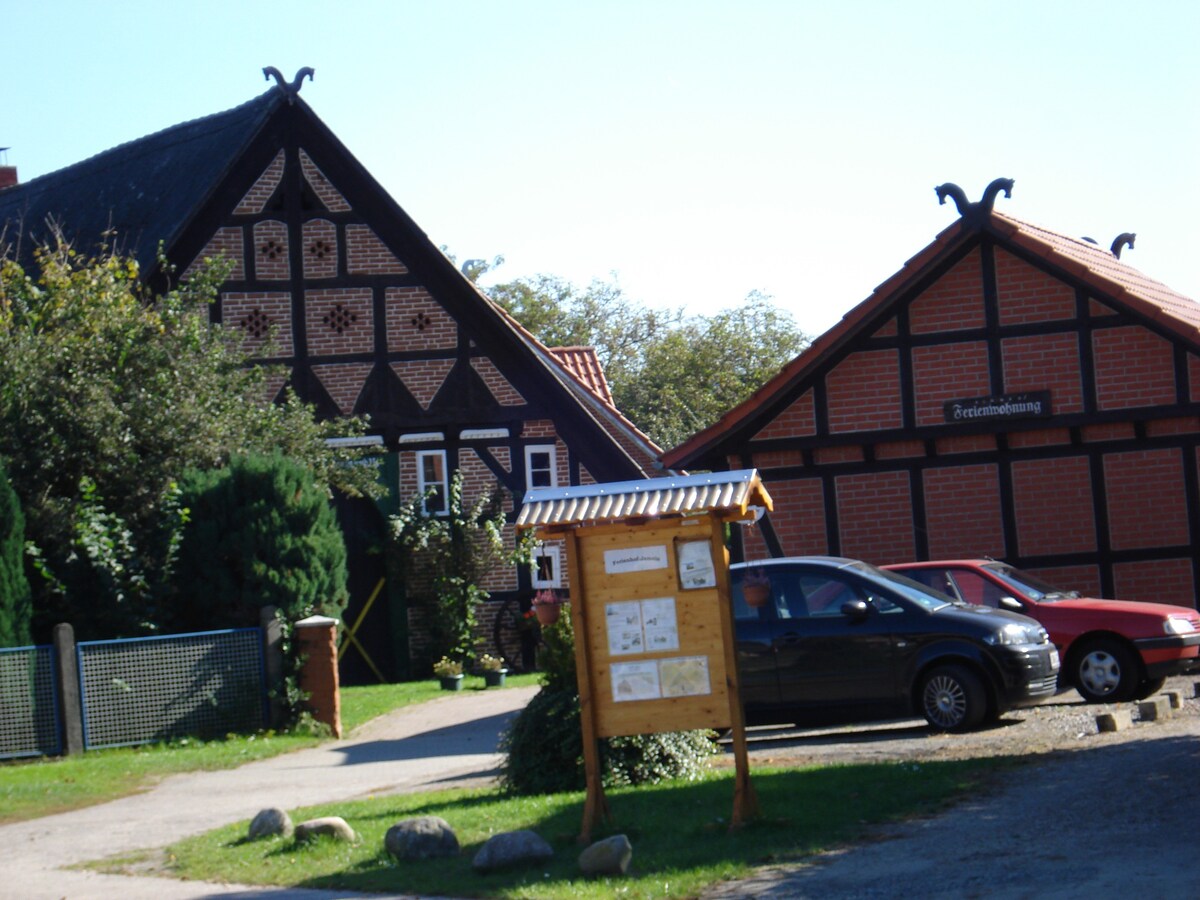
[4,1,1197,334]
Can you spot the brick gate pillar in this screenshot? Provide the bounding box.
[295,615,343,738]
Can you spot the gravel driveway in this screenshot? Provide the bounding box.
[704,675,1200,898]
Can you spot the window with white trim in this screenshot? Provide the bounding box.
[532,542,563,588]
[525,444,558,489]
[416,450,448,515]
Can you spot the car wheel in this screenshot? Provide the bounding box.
[1073,639,1138,703]
[920,665,986,732]
[1133,677,1167,700]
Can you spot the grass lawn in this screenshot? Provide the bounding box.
[0,674,541,825]
[144,758,1016,899]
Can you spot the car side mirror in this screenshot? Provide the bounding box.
[842,599,870,619]
[999,596,1023,612]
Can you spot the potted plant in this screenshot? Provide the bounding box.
[477,653,508,687]
[532,589,564,625]
[433,656,464,691]
[741,568,771,608]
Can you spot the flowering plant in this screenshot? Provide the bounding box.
[477,653,506,672]
[433,656,463,678]
[532,589,562,607]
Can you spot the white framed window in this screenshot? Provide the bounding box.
[416,450,448,515]
[532,542,563,588]
[525,444,558,489]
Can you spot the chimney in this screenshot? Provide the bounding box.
[0,148,15,190]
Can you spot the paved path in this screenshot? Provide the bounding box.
[1,685,539,900]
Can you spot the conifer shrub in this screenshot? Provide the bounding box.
[0,462,32,647]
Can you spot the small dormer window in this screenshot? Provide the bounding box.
[525,444,557,489]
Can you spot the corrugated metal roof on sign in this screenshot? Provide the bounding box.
[516,469,771,529]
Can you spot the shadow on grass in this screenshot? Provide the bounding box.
[269,755,1025,897]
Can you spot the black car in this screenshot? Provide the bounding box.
[731,557,1060,731]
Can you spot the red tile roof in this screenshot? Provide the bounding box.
[548,346,614,405]
[663,208,1200,470]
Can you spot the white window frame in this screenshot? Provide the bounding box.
[416,449,449,515]
[525,443,558,490]
[531,542,563,589]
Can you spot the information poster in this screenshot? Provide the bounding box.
[677,540,716,589]
[606,597,679,655]
[611,661,661,702]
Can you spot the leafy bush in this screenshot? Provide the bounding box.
[0,461,32,647]
[500,611,717,794]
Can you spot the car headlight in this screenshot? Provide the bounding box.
[984,623,1044,646]
[1164,616,1197,636]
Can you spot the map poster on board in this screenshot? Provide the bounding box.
[604,545,668,575]
[611,661,661,702]
[659,656,711,698]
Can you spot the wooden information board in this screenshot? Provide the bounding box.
[517,470,772,841]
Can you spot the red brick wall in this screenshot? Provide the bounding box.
[299,149,351,212]
[1093,326,1176,410]
[1002,333,1083,414]
[924,464,1006,559]
[935,434,994,455]
[302,219,338,280]
[875,440,924,460]
[222,291,294,355]
[1147,417,1200,437]
[391,359,455,410]
[312,363,372,415]
[1083,423,1134,443]
[754,390,815,439]
[253,220,290,281]
[1007,428,1069,449]
[472,356,526,406]
[872,317,898,338]
[826,350,902,433]
[1011,457,1096,556]
[385,287,455,352]
[909,251,984,334]
[347,224,408,274]
[1112,558,1195,607]
[752,449,804,469]
[814,445,863,465]
[1189,354,1200,402]
[836,471,914,564]
[764,478,827,556]
[185,227,244,280]
[994,249,1075,325]
[235,150,284,215]
[912,341,990,426]
[1104,448,1188,550]
[305,288,373,356]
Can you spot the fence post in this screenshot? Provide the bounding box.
[260,605,286,729]
[52,623,84,755]
[295,615,342,738]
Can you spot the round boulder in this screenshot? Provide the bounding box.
[472,829,554,872]
[384,816,460,860]
[294,816,357,843]
[248,807,293,840]
[579,833,633,876]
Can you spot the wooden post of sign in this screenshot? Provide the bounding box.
[568,529,610,843]
[711,515,759,828]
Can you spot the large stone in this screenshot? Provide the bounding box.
[294,816,357,843]
[471,829,554,872]
[1096,710,1132,733]
[578,834,633,876]
[1137,697,1172,722]
[384,816,460,860]
[248,807,293,840]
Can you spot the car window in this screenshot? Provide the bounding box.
[797,573,861,616]
[948,570,1008,609]
[902,568,960,600]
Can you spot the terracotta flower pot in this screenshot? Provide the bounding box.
[534,602,561,625]
[743,583,770,608]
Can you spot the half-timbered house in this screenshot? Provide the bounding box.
[664,179,1200,609]
[0,70,664,678]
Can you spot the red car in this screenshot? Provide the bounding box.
[886,560,1200,703]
